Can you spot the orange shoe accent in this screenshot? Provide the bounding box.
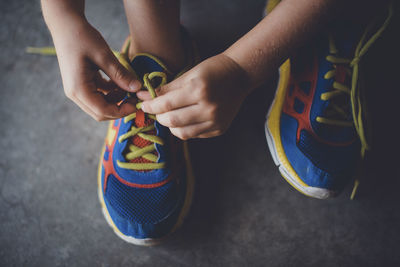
[283,51,355,147]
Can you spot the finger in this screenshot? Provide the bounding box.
[156,104,207,128]
[71,95,104,121]
[197,130,224,139]
[95,72,117,92]
[169,121,214,140]
[136,90,152,101]
[155,79,184,96]
[137,79,184,101]
[76,85,136,121]
[94,49,142,92]
[137,76,184,101]
[72,91,127,121]
[141,88,195,114]
[104,89,127,104]
[94,73,128,103]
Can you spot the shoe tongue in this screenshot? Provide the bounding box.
[330,22,364,58]
[135,109,146,128]
[130,55,170,80]
[322,25,361,133]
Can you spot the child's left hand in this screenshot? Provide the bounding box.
[139,54,251,140]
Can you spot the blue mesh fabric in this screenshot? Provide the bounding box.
[105,175,179,224]
[280,114,358,190]
[298,129,359,173]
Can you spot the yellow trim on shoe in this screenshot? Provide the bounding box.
[266,61,308,189]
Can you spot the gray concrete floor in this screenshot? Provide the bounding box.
[1,0,400,266]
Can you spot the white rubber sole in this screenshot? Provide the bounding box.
[265,62,336,200]
[264,121,336,199]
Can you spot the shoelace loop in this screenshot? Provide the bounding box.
[115,66,168,171]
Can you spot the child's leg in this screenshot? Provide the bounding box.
[123,0,185,73]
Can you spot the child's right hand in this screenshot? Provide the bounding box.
[43,3,141,121]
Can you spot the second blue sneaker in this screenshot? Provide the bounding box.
[265,6,393,199]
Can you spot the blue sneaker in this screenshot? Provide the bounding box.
[265,6,393,199]
[98,37,196,245]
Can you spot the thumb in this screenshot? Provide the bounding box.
[96,50,142,92]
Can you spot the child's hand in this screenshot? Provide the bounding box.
[51,18,141,121]
[139,54,250,139]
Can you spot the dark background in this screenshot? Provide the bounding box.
[0,0,399,266]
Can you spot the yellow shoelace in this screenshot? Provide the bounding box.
[114,52,168,171]
[314,3,393,199]
[115,107,165,171]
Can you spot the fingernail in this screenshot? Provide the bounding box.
[129,80,141,91]
[140,102,147,112]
